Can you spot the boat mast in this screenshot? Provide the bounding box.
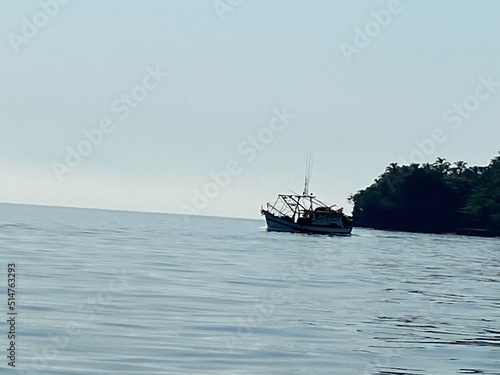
[303,154,314,212]
[303,153,313,196]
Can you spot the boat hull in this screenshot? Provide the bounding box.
[262,211,352,235]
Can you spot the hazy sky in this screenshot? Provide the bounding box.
[1,0,500,218]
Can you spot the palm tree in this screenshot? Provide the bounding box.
[433,157,451,174]
[452,161,468,175]
[385,162,399,173]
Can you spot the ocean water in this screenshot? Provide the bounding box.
[0,203,499,375]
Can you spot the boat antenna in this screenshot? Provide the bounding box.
[303,153,314,196]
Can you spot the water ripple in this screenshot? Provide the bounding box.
[0,203,499,375]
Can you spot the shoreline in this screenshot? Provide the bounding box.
[353,224,500,238]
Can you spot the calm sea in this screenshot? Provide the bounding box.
[0,203,499,375]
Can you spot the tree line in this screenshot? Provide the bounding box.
[349,153,500,235]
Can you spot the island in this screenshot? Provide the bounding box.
[349,153,500,237]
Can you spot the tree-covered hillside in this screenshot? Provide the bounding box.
[349,153,500,236]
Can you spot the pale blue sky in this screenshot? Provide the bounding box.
[1,0,500,218]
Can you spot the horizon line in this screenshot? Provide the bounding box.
[0,201,261,222]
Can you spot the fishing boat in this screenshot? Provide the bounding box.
[260,158,353,235]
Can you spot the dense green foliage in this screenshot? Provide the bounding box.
[350,154,500,234]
